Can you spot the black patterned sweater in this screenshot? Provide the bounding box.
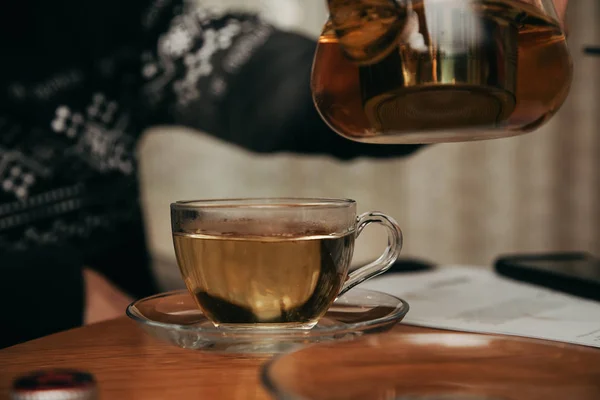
[0,0,421,347]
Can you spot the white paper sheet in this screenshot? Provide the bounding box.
[361,265,600,349]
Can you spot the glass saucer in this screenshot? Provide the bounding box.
[262,332,600,400]
[126,289,409,354]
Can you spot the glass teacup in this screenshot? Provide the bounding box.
[170,198,403,330]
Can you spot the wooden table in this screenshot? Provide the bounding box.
[1,319,599,399]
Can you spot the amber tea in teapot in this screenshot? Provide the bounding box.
[312,0,572,144]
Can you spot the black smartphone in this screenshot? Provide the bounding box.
[584,45,600,56]
[494,252,600,302]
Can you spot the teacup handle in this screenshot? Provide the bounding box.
[339,212,403,296]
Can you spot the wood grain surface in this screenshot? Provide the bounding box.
[0,319,427,399]
[1,318,599,400]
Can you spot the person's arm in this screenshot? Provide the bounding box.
[139,4,424,161]
[141,0,574,160]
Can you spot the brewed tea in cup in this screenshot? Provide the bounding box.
[171,198,403,330]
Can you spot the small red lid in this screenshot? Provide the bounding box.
[11,369,97,400]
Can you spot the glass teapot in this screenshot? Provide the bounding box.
[311,0,572,144]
